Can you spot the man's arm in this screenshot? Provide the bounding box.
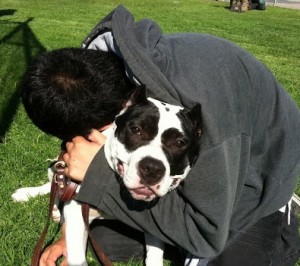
[65,130,249,258]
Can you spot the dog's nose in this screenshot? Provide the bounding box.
[138,157,165,185]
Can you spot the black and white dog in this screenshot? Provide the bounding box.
[12,87,202,266]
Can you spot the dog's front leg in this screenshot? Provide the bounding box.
[145,233,165,266]
[11,182,51,202]
[64,200,88,266]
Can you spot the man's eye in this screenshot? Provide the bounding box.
[130,127,141,135]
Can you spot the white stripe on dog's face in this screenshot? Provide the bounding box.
[104,97,201,202]
[147,98,183,145]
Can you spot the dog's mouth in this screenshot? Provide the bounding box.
[131,187,155,196]
[116,159,181,201]
[169,177,181,190]
[130,187,156,201]
[117,160,125,177]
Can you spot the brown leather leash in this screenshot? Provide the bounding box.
[31,172,59,266]
[82,204,114,266]
[31,151,113,266]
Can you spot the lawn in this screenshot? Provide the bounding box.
[0,0,299,265]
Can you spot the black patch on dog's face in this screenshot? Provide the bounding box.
[161,128,190,176]
[177,105,202,167]
[115,101,159,151]
[162,104,202,176]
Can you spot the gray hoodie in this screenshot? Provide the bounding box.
[76,5,300,258]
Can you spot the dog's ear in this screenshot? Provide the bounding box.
[187,103,202,139]
[125,85,148,107]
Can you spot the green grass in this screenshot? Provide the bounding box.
[0,0,299,265]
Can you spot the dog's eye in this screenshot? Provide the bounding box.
[130,126,141,135]
[175,139,186,148]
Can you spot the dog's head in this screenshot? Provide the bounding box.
[104,86,202,201]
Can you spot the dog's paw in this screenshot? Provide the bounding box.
[11,183,51,202]
[11,187,34,202]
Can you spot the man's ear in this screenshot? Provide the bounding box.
[125,85,148,107]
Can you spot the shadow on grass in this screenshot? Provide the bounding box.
[0,16,45,142]
[0,9,16,17]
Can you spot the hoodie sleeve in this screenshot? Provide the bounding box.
[77,133,251,257]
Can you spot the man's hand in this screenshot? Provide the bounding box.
[40,225,67,266]
[63,129,106,182]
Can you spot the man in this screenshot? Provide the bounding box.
[26,5,300,266]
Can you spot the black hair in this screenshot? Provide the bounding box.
[20,48,135,140]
